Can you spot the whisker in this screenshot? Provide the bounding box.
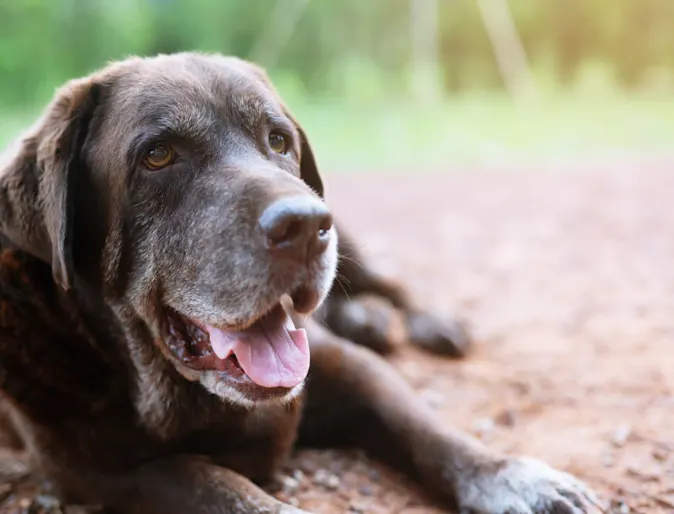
[333,274,352,300]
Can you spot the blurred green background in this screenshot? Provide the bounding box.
[1,0,673,172]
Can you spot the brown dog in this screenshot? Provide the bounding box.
[0,53,600,513]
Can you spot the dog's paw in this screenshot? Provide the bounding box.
[456,457,604,514]
[321,293,473,357]
[323,294,407,354]
[405,310,472,357]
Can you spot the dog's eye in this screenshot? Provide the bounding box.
[268,132,289,155]
[143,143,175,170]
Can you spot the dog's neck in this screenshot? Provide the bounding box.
[0,236,272,447]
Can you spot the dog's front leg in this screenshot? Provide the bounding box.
[79,455,311,514]
[298,319,602,514]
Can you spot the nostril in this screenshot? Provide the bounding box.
[267,217,303,247]
[259,196,333,260]
[318,214,333,238]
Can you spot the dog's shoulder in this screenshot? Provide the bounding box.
[0,237,54,334]
[0,237,120,426]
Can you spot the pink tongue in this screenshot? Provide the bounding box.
[204,308,309,389]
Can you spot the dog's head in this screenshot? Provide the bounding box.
[0,53,338,410]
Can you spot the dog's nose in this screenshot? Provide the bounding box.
[259,196,333,262]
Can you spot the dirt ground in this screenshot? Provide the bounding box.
[278,157,674,514]
[3,156,674,513]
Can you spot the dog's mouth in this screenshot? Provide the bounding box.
[163,303,309,389]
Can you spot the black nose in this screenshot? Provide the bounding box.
[259,196,333,262]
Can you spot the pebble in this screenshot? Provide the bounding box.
[601,449,616,468]
[325,475,340,490]
[494,409,516,427]
[611,424,632,448]
[420,389,444,408]
[473,417,495,437]
[35,494,61,509]
[281,475,300,494]
[359,484,374,496]
[612,500,630,514]
[625,464,661,483]
[312,469,341,490]
[652,442,671,461]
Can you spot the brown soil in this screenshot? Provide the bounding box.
[279,157,674,514]
[3,156,674,513]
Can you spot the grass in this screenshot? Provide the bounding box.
[2,92,673,174]
[291,92,674,173]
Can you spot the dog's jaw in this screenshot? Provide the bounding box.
[199,370,306,410]
[115,230,339,423]
[158,303,309,404]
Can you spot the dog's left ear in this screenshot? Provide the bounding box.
[0,77,100,290]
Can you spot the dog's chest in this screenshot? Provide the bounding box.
[174,399,303,481]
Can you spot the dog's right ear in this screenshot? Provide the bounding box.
[0,77,100,290]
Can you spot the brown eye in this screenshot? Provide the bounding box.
[143,143,175,170]
[268,132,289,154]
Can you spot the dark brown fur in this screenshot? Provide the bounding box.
[0,53,600,513]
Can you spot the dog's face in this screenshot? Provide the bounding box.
[0,53,338,408]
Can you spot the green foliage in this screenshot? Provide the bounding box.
[290,92,674,172]
[1,0,672,170]
[1,0,673,111]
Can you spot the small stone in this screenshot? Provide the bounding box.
[289,497,300,507]
[611,425,632,448]
[652,443,671,461]
[359,484,374,496]
[601,449,615,468]
[420,389,444,408]
[312,468,329,484]
[473,417,495,437]
[494,409,516,427]
[625,465,660,482]
[292,469,305,482]
[614,500,630,514]
[325,474,340,490]
[349,501,367,513]
[281,475,300,494]
[35,494,61,509]
[312,468,340,490]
